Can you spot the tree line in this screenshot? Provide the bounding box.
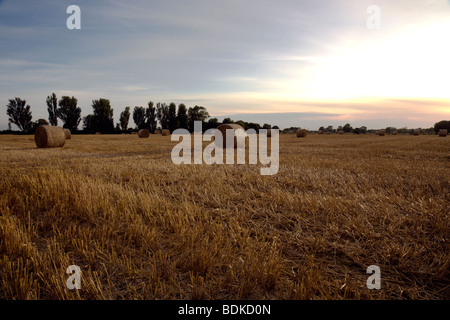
[4,94,449,134]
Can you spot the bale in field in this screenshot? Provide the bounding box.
[154,129,161,134]
[392,131,398,135]
[377,129,386,136]
[34,125,66,148]
[63,128,71,140]
[161,129,170,136]
[96,132,101,135]
[438,129,448,137]
[216,123,246,148]
[338,130,344,135]
[296,129,308,138]
[413,129,420,136]
[138,129,150,138]
[131,132,138,135]
[318,130,325,135]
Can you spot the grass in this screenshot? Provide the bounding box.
[0,133,448,300]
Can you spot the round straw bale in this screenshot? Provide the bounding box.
[338,130,344,135]
[154,129,161,134]
[318,130,325,134]
[95,132,101,135]
[413,129,420,136]
[216,123,246,148]
[138,129,150,138]
[34,125,66,148]
[377,129,386,136]
[161,129,171,136]
[63,128,71,140]
[438,129,447,137]
[392,131,398,135]
[296,129,308,138]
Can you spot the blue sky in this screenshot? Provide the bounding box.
[0,0,449,130]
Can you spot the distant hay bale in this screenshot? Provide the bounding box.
[63,128,71,140]
[413,129,420,136]
[154,129,161,134]
[392,131,398,135]
[338,130,344,135]
[131,132,138,135]
[438,129,448,137]
[34,125,66,148]
[138,129,150,138]
[216,123,246,148]
[95,132,101,135]
[377,129,386,136]
[296,129,308,138]
[318,130,324,134]
[161,129,171,136]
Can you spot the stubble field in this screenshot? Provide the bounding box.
[0,133,448,300]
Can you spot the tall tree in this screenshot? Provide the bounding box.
[133,106,146,130]
[188,105,210,132]
[168,102,177,132]
[156,102,169,129]
[57,96,81,131]
[120,106,131,131]
[92,98,114,133]
[177,103,188,130]
[146,101,157,132]
[6,97,33,132]
[46,93,58,126]
[434,120,450,133]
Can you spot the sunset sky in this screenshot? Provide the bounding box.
[0,0,449,130]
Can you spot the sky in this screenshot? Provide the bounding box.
[0,0,449,130]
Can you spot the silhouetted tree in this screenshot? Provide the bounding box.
[120,106,131,131]
[146,101,157,133]
[46,93,58,126]
[133,106,146,129]
[177,103,188,130]
[188,106,210,132]
[57,96,81,131]
[434,120,450,133]
[91,98,114,133]
[6,97,33,132]
[168,102,178,132]
[156,103,169,129]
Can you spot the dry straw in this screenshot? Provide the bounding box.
[216,124,246,148]
[162,129,171,136]
[138,129,150,138]
[296,129,308,138]
[63,129,71,140]
[34,125,66,148]
[438,129,447,137]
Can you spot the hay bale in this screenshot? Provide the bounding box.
[377,129,386,136]
[131,132,138,135]
[95,132,101,135]
[413,129,420,136]
[296,129,308,138]
[318,130,324,134]
[438,129,448,137]
[392,131,398,135]
[161,129,171,136]
[34,125,66,148]
[138,129,150,138]
[154,129,161,134]
[216,124,246,148]
[63,128,71,140]
[338,130,344,135]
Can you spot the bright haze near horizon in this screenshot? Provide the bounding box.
[0,0,449,130]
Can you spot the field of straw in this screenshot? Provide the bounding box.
[0,133,448,300]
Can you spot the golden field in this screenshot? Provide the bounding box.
[0,133,448,300]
